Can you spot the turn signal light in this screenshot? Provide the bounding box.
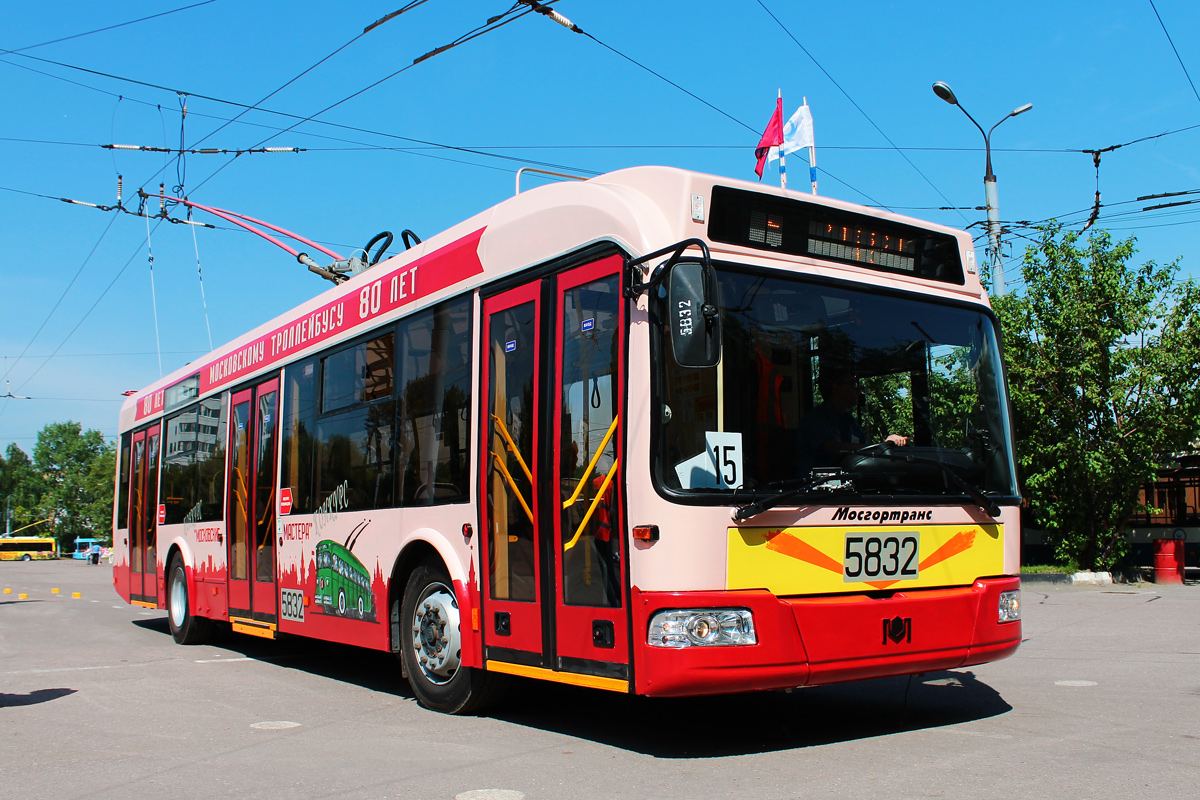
[633,525,659,542]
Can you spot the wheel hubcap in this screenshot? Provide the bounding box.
[170,572,186,628]
[411,583,461,685]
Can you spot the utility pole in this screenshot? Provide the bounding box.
[932,82,1032,296]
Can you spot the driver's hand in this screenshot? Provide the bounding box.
[886,434,909,447]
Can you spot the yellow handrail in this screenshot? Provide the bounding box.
[563,457,618,552]
[562,416,619,510]
[491,414,533,484]
[491,452,534,524]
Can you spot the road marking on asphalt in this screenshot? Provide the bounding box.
[456,792,526,800]
[6,661,158,675]
[940,728,1013,740]
[195,657,252,663]
[1055,680,1098,687]
[250,721,301,730]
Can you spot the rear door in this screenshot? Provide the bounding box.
[128,424,160,604]
[227,377,280,626]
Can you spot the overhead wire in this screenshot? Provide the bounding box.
[183,1,560,195]
[519,1,884,205]
[12,222,164,396]
[0,212,119,386]
[753,0,965,223]
[1,1,220,54]
[1147,0,1200,106]
[1,48,596,177]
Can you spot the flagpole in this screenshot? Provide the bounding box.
[778,90,787,191]
[804,96,818,195]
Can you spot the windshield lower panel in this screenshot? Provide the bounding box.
[655,266,1019,503]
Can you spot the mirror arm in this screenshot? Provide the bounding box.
[624,238,713,299]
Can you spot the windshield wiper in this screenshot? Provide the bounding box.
[869,448,1001,518]
[732,471,846,522]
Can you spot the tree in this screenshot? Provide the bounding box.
[994,225,1200,570]
[1,443,44,535]
[31,422,115,550]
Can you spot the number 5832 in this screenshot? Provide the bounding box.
[843,533,920,582]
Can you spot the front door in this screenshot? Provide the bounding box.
[227,377,280,621]
[128,424,160,603]
[480,255,627,672]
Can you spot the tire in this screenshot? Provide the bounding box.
[400,561,505,714]
[167,555,213,645]
[357,595,365,619]
[338,589,347,616]
[21,554,31,562]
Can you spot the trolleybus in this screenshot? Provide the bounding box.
[113,166,1022,713]
[0,536,58,561]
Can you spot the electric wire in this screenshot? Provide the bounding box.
[1148,0,1200,106]
[183,1,554,195]
[0,212,119,386]
[754,0,965,223]
[14,222,162,395]
[523,3,883,205]
[0,49,596,177]
[1,1,220,54]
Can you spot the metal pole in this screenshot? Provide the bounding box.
[932,83,1031,298]
[984,174,1004,296]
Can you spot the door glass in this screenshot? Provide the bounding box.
[230,401,250,582]
[130,439,145,575]
[487,301,537,602]
[559,276,621,607]
[145,432,160,577]
[255,390,277,583]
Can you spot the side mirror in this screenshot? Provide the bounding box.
[667,260,721,368]
[627,239,723,369]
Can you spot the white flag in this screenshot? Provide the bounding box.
[769,104,815,161]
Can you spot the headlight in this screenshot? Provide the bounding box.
[647,608,757,648]
[998,590,1021,623]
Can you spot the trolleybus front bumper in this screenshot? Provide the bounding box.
[631,576,1021,697]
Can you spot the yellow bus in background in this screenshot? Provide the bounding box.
[0,537,58,561]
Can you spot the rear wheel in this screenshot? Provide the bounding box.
[400,561,505,714]
[167,555,213,645]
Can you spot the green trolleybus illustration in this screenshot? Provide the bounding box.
[314,540,376,621]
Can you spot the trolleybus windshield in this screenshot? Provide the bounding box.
[656,266,1019,504]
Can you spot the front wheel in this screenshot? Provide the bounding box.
[167,555,213,645]
[20,554,31,562]
[400,561,505,714]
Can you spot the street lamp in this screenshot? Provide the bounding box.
[932,81,1032,296]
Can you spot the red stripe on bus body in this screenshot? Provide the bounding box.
[134,228,485,420]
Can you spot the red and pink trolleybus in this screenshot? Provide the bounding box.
[112,166,1022,714]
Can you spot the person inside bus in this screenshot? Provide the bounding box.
[798,367,908,474]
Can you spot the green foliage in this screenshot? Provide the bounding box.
[7,422,116,550]
[1,443,45,534]
[994,225,1200,570]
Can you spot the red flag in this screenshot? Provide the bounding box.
[754,97,784,179]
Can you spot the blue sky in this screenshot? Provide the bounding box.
[2,0,1198,453]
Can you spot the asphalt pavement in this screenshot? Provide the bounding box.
[1,560,1197,800]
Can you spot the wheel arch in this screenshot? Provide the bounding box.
[387,529,466,655]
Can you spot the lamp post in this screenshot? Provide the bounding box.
[932,81,1032,296]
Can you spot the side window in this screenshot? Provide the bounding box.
[160,395,227,524]
[162,408,201,524]
[117,432,131,529]
[195,394,227,521]
[315,333,396,511]
[397,295,473,506]
[281,358,318,515]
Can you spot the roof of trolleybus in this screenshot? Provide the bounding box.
[119,166,986,429]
